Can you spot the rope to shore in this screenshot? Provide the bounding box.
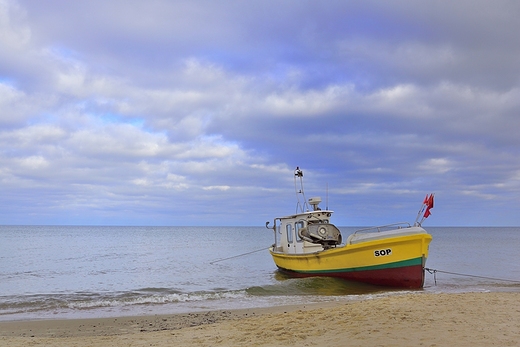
[209,247,269,264]
[424,267,520,286]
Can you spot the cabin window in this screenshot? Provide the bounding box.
[295,221,304,242]
[286,224,293,243]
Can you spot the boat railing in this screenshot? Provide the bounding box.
[354,222,411,234]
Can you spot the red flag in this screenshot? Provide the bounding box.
[423,194,434,218]
[423,194,429,205]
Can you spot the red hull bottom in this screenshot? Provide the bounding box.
[277,264,426,289]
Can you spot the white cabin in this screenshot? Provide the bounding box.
[270,197,342,254]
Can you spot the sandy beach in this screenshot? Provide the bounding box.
[1,292,519,346]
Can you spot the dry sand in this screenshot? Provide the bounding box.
[1,292,519,346]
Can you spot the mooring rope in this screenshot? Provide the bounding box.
[209,247,268,264]
[424,267,520,286]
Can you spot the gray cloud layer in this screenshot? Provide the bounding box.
[1,0,519,225]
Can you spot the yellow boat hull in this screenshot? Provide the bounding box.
[270,232,432,288]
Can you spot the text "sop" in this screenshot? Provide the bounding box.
[374,249,392,257]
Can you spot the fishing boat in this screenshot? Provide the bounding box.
[265,167,434,289]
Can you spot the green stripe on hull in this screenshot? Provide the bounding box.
[293,257,424,275]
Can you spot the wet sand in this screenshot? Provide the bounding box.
[1,292,519,346]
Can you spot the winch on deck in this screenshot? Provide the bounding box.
[298,222,342,249]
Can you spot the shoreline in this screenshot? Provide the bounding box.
[0,302,337,338]
[1,292,519,346]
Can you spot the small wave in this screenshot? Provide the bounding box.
[68,290,248,309]
[0,289,248,317]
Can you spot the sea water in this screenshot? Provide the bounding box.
[0,226,519,321]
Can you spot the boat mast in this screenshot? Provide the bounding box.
[294,167,309,213]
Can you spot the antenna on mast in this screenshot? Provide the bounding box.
[326,182,329,210]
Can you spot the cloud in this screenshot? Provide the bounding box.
[0,0,519,225]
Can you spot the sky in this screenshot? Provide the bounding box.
[1,0,520,226]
